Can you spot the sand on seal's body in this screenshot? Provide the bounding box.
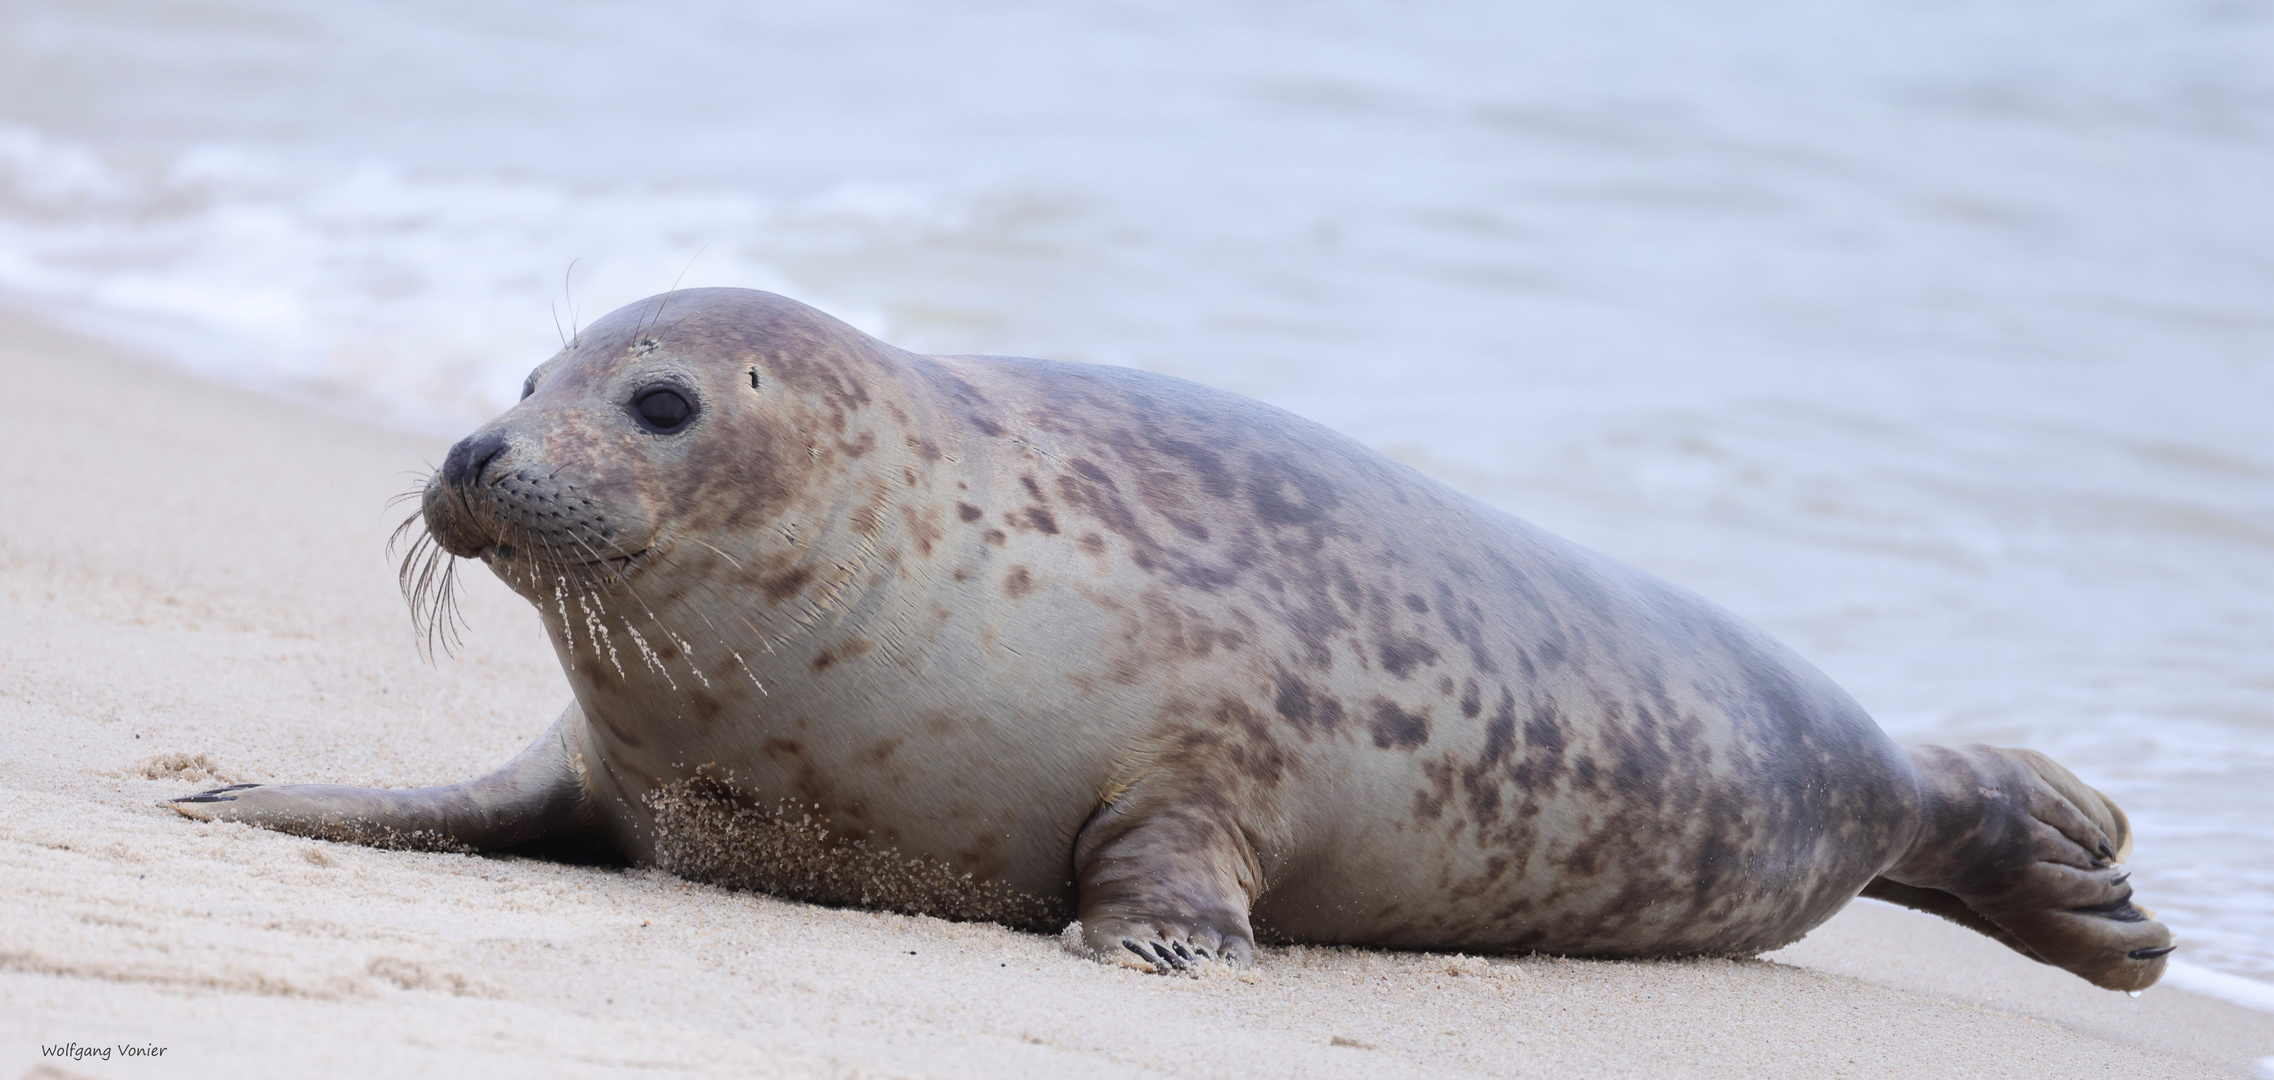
[2,306,2268,1078]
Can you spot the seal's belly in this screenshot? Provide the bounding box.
[1246,659,1917,956]
[572,690,1114,931]
[639,774,1072,928]
[1257,746,1907,955]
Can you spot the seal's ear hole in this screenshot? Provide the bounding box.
[632,387,696,433]
[748,367,761,391]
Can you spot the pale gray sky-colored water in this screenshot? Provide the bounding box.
[2,0,2269,992]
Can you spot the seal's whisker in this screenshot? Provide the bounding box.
[390,512,467,661]
[552,524,683,689]
[604,531,741,641]
[676,534,745,571]
[639,242,711,340]
[653,557,746,640]
[554,523,666,628]
[527,543,592,658]
[554,523,715,685]
[385,474,435,512]
[563,258,582,348]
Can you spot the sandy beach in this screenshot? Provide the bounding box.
[2,305,2268,1079]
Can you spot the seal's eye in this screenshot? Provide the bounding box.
[632,387,695,433]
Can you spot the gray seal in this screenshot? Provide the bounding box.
[172,288,2174,990]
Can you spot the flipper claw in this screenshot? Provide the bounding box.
[172,783,262,804]
[170,783,262,804]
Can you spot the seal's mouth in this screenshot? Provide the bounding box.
[570,542,656,575]
[475,534,661,581]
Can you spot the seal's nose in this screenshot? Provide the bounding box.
[442,430,508,489]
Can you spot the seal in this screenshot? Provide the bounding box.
[171,288,2174,990]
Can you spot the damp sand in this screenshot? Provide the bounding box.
[3,307,2269,1078]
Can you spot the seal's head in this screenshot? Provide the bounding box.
[403,288,893,646]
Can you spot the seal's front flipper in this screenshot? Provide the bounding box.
[1069,778,1271,974]
[1877,744,2173,992]
[169,705,600,853]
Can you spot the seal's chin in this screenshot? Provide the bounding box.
[421,482,503,560]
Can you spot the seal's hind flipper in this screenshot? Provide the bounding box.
[1858,878,2047,962]
[1878,744,2173,992]
[169,705,601,854]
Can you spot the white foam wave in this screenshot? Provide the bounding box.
[0,125,944,434]
[2164,961,2274,1016]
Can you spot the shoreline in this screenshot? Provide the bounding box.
[3,303,2270,1078]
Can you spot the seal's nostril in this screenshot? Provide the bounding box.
[443,431,510,489]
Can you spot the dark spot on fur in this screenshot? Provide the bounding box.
[1013,507,1059,535]
[901,504,943,558]
[1457,694,1521,826]
[1213,698,1285,784]
[983,529,1007,546]
[598,711,646,748]
[1510,693,1568,793]
[1538,636,1568,670]
[1432,581,1502,675]
[957,502,983,522]
[763,565,814,604]
[1378,637,1439,679]
[689,689,724,722]
[1369,699,1430,750]
[1247,454,1339,527]
[1416,758,1455,820]
[811,638,875,672]
[1046,445,1255,593]
[921,712,986,738]
[1004,565,1035,599]
[1403,593,1428,613]
[1272,675,1346,737]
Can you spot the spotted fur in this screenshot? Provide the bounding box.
[172,289,2171,991]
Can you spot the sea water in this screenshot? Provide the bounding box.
[2,0,2267,999]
